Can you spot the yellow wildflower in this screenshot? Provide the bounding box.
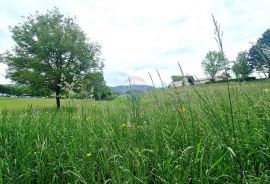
[136,125,143,129]
[121,124,127,128]
[178,106,186,113]
[86,153,92,157]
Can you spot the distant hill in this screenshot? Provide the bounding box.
[110,85,155,94]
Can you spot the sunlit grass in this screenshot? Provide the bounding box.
[0,80,270,183]
[0,97,95,110]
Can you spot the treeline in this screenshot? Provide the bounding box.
[0,73,118,100]
[0,84,31,96]
[171,16,270,84]
[201,26,270,80]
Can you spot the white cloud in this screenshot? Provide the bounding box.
[0,0,270,86]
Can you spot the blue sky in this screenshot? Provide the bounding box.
[0,0,270,86]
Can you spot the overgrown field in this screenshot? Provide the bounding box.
[1,80,270,183]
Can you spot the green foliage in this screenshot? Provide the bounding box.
[186,75,195,85]
[1,10,270,183]
[127,91,145,125]
[171,75,185,82]
[171,75,194,86]
[201,51,229,80]
[0,8,102,107]
[232,51,252,79]
[0,84,32,96]
[93,85,113,100]
[83,72,104,92]
[249,29,270,77]
[81,72,116,100]
[0,81,270,182]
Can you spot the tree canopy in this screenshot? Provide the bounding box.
[171,75,185,82]
[170,75,194,85]
[249,29,270,78]
[0,8,102,108]
[232,51,252,79]
[82,72,112,100]
[201,51,228,80]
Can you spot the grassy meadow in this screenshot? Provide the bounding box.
[0,80,270,183]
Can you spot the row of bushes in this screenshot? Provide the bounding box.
[205,77,257,84]
[0,84,119,100]
[0,84,32,96]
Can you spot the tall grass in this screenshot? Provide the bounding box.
[0,80,270,183]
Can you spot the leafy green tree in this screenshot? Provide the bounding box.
[82,72,113,100]
[232,51,252,79]
[95,85,113,100]
[84,72,104,92]
[201,51,229,81]
[171,75,185,82]
[0,84,32,96]
[170,74,194,86]
[186,75,194,85]
[249,29,270,78]
[0,8,102,108]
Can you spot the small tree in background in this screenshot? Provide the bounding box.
[170,74,194,85]
[171,75,185,82]
[232,51,252,79]
[186,75,195,85]
[201,51,229,81]
[82,72,112,100]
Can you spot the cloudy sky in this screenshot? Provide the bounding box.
[0,0,270,86]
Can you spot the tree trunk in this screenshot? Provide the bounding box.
[56,87,60,109]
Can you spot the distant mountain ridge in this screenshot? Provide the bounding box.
[110,85,155,94]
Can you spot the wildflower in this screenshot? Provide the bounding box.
[86,152,92,157]
[121,123,127,128]
[136,125,143,129]
[178,106,186,113]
